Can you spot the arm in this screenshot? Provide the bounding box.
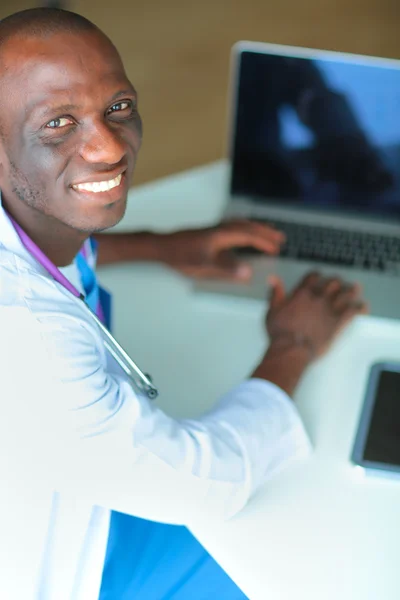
[252,342,311,398]
[93,231,165,265]
[6,301,308,526]
[5,272,366,527]
[93,220,285,281]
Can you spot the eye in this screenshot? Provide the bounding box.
[107,100,135,116]
[46,117,74,129]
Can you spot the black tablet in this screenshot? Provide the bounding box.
[351,362,400,478]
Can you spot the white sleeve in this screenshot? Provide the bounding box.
[3,306,311,526]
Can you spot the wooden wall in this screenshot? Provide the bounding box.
[1,1,399,185]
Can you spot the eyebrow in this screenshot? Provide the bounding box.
[109,89,137,103]
[28,88,137,120]
[36,103,79,119]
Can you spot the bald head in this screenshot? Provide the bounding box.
[0,6,141,247]
[0,8,118,140]
[0,7,98,51]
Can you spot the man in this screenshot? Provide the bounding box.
[0,8,368,600]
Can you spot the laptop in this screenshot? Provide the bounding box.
[196,41,400,320]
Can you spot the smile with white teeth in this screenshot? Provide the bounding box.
[72,173,123,193]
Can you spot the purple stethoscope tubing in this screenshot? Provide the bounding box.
[8,214,158,400]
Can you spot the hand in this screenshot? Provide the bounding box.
[266,271,369,360]
[252,272,368,395]
[161,219,285,281]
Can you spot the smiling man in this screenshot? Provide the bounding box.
[0,6,286,275]
[0,8,368,600]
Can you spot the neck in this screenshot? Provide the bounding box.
[3,198,86,267]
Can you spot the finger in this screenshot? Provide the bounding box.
[332,282,363,313]
[216,231,283,254]
[268,275,286,309]
[243,220,286,242]
[225,219,286,242]
[292,271,322,295]
[337,299,369,331]
[212,223,285,255]
[320,277,343,297]
[325,300,368,349]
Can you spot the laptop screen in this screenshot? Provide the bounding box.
[230,47,400,220]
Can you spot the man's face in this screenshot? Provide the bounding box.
[0,29,142,233]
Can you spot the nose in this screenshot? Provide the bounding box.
[78,120,126,165]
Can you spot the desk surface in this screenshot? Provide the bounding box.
[98,161,400,600]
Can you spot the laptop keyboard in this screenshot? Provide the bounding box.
[242,219,400,275]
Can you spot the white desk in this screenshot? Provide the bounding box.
[98,161,400,600]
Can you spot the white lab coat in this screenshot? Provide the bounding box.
[0,202,311,600]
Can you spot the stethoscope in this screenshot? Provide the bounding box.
[8,213,159,400]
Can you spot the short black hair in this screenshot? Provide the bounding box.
[0,7,99,49]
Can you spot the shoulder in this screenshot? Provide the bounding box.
[0,248,104,357]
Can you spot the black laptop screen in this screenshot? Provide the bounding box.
[230,49,400,220]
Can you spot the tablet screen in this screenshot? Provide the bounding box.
[363,370,400,466]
